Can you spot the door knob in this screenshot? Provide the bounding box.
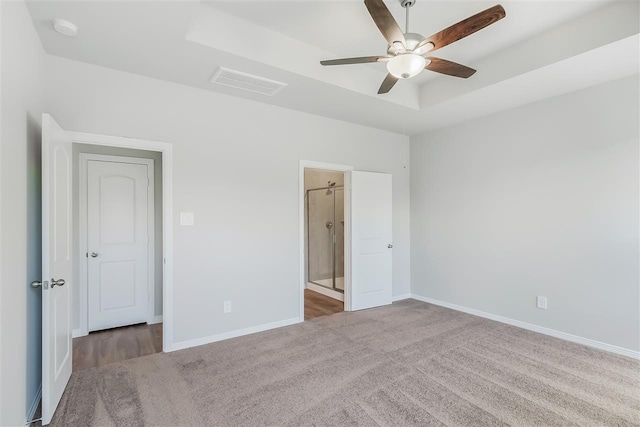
[91,252,98,258]
[51,278,65,288]
[387,244,393,248]
[30,281,42,288]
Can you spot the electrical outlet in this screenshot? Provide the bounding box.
[537,296,548,309]
[224,300,232,313]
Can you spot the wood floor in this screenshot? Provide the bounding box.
[72,323,163,371]
[304,289,343,320]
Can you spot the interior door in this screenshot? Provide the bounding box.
[349,171,393,311]
[41,114,73,425]
[87,159,150,331]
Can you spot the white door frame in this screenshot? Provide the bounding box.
[68,131,174,352]
[299,160,354,319]
[79,153,156,334]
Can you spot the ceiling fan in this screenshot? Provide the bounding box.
[320,0,506,94]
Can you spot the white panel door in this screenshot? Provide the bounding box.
[87,160,150,331]
[350,171,393,311]
[41,114,73,425]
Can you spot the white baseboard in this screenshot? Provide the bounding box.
[392,293,411,302]
[148,315,163,325]
[409,294,640,360]
[170,317,302,352]
[306,282,344,302]
[72,328,87,338]
[26,383,41,424]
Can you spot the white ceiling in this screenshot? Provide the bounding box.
[207,0,613,85]
[26,0,639,135]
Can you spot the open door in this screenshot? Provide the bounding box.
[348,171,393,311]
[41,114,73,425]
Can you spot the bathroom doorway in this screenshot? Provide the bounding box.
[299,160,393,318]
[303,167,346,319]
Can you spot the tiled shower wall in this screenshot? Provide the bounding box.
[304,169,345,283]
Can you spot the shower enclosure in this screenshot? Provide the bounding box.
[307,183,344,293]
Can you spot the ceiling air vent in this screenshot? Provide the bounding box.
[209,67,287,96]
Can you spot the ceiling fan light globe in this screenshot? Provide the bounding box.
[386,54,426,79]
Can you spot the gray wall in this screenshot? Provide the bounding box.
[72,144,164,331]
[304,169,345,283]
[44,55,411,346]
[410,75,640,352]
[0,1,45,424]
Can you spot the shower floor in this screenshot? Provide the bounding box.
[311,277,344,291]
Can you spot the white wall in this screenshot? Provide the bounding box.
[72,144,164,332]
[0,0,45,424]
[44,56,411,346]
[410,75,640,352]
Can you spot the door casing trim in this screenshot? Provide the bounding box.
[299,160,353,319]
[68,131,174,352]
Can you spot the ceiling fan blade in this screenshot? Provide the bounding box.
[364,0,407,48]
[320,56,388,66]
[426,57,476,78]
[378,73,399,94]
[416,5,506,53]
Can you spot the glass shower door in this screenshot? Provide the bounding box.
[307,187,344,292]
[307,189,334,289]
[334,189,344,291]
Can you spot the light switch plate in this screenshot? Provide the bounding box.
[537,296,548,309]
[180,212,194,226]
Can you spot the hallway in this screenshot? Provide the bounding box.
[72,323,163,371]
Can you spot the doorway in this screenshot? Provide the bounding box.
[40,115,175,425]
[300,161,353,320]
[299,159,395,322]
[74,148,163,369]
[305,169,345,301]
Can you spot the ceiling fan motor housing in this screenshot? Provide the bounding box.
[387,32,424,55]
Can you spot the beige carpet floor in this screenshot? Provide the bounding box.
[50,299,640,426]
